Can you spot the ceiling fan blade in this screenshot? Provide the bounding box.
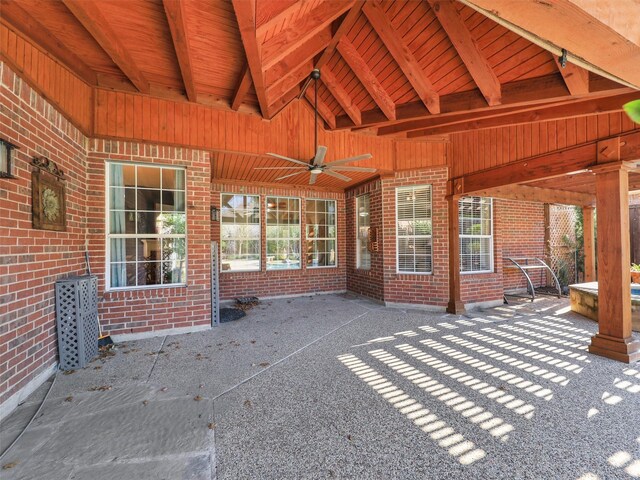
[254,167,307,170]
[309,173,317,185]
[329,166,377,172]
[275,171,308,180]
[325,153,373,167]
[323,170,352,182]
[266,153,310,167]
[313,145,328,166]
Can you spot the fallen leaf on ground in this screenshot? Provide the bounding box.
[347,434,352,441]
[194,395,203,401]
[244,399,252,408]
[259,362,270,367]
[142,400,149,406]
[199,384,204,389]
[63,370,75,375]
[208,423,216,430]
[250,340,256,344]
[2,462,18,470]
[93,366,102,370]
[88,385,112,392]
[160,387,168,392]
[64,396,73,402]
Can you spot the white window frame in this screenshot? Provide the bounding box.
[105,161,187,291]
[396,185,433,275]
[356,194,371,270]
[220,193,261,273]
[459,196,494,274]
[266,196,301,271]
[305,198,337,269]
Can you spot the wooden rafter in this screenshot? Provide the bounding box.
[337,37,396,121]
[62,0,149,94]
[1,1,97,85]
[554,58,590,96]
[305,88,336,129]
[163,0,197,102]
[264,28,331,91]
[315,1,364,70]
[363,1,440,114]
[335,73,625,129]
[230,64,251,111]
[256,0,306,37]
[461,0,640,89]
[266,60,313,106]
[262,1,354,70]
[321,66,361,126]
[269,86,302,119]
[472,184,594,206]
[232,0,269,117]
[406,91,640,137]
[426,0,501,106]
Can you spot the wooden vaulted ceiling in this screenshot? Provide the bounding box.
[1,0,638,191]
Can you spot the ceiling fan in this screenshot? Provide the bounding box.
[254,69,375,185]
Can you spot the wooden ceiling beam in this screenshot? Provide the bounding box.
[554,58,590,96]
[460,0,640,89]
[1,1,97,85]
[305,89,336,130]
[452,130,640,195]
[321,66,361,126]
[264,28,331,89]
[262,1,354,71]
[266,60,313,107]
[315,2,364,70]
[269,86,302,119]
[407,91,640,138]
[230,64,251,111]
[363,1,440,114]
[256,0,306,37]
[232,0,269,118]
[427,0,501,106]
[163,0,197,102]
[62,0,149,94]
[472,184,594,206]
[336,73,625,130]
[337,37,396,121]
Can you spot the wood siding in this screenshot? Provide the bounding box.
[450,112,640,177]
[0,24,93,134]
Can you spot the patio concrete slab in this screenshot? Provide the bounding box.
[1,294,639,479]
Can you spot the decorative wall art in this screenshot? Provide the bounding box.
[32,156,67,231]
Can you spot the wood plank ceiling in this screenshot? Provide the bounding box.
[1,0,638,190]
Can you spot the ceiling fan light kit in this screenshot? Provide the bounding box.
[259,69,375,185]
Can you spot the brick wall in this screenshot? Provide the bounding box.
[345,180,384,301]
[211,183,346,300]
[0,63,88,406]
[85,140,212,335]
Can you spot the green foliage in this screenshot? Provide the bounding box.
[632,263,640,272]
[623,99,640,123]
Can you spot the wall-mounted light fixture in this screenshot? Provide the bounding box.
[0,138,18,178]
[210,206,220,222]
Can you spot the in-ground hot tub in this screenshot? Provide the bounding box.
[569,282,640,332]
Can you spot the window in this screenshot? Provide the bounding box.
[396,185,432,273]
[107,163,186,289]
[220,194,260,272]
[459,197,493,273]
[305,199,336,268]
[266,197,300,270]
[356,195,371,269]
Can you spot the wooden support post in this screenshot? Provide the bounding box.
[582,206,596,282]
[589,163,640,363]
[447,192,465,314]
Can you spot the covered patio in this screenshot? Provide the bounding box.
[1,0,640,477]
[1,294,639,479]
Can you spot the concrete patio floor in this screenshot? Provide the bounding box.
[1,293,639,479]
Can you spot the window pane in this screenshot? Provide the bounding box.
[267,196,301,270]
[137,189,161,211]
[356,195,371,269]
[162,168,185,190]
[396,186,432,273]
[158,213,186,234]
[306,199,337,269]
[137,166,161,188]
[459,197,493,273]
[220,194,260,272]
